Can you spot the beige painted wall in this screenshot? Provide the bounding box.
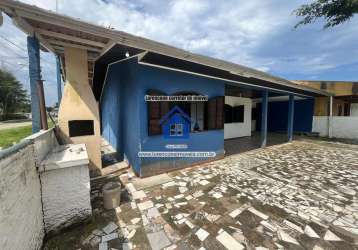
[293,80,355,96]
[58,47,102,174]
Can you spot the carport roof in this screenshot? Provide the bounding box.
[0,0,331,99]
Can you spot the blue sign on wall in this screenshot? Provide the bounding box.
[160,106,191,139]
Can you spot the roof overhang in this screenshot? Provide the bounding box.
[0,0,331,98]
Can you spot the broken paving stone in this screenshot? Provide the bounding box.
[174,194,184,199]
[193,191,204,198]
[147,207,160,219]
[164,245,177,250]
[137,200,154,211]
[324,230,342,241]
[283,220,304,234]
[248,207,269,220]
[115,206,121,214]
[278,230,300,246]
[304,225,320,238]
[185,195,193,200]
[132,190,146,200]
[212,192,223,199]
[130,202,137,209]
[229,208,245,218]
[155,203,164,208]
[164,224,181,242]
[147,230,172,250]
[176,218,186,225]
[216,230,245,250]
[260,220,277,232]
[175,202,188,207]
[195,228,210,241]
[126,183,136,194]
[185,220,195,229]
[142,214,149,226]
[312,245,324,250]
[130,217,141,224]
[178,181,187,187]
[206,213,221,223]
[99,242,108,250]
[127,229,136,239]
[175,214,184,220]
[162,181,176,189]
[275,243,284,249]
[102,232,118,242]
[179,187,188,193]
[102,222,118,234]
[122,243,133,250]
[199,180,210,186]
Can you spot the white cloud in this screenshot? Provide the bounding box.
[0,0,357,106]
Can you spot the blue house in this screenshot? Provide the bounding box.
[0,0,331,178]
[94,45,329,178]
[160,106,191,139]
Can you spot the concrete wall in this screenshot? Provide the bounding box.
[312,116,358,139]
[40,163,91,234]
[101,58,225,176]
[351,103,358,116]
[0,129,57,250]
[224,96,252,139]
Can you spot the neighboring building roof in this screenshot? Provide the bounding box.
[0,0,330,97]
[294,80,358,96]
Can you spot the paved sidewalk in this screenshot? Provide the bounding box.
[0,120,31,130]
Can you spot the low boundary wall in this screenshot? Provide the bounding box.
[312,116,358,139]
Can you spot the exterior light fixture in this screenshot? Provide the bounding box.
[125,51,130,58]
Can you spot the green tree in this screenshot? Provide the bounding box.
[294,0,358,28]
[0,69,30,120]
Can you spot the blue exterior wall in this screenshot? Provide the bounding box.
[256,98,314,132]
[101,58,225,176]
[100,58,142,173]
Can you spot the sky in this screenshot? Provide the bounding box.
[0,0,357,106]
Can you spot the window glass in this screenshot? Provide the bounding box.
[176,124,183,136]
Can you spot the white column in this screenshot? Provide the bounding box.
[328,96,333,138]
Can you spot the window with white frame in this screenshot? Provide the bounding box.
[170,123,183,136]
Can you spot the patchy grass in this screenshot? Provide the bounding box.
[0,119,56,149]
[0,125,32,148]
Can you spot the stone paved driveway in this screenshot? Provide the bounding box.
[46,139,358,250]
[119,140,358,250]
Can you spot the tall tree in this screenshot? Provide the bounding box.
[294,0,358,28]
[0,69,30,120]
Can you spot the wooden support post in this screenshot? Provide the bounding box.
[27,36,41,133]
[56,56,62,104]
[261,90,268,148]
[37,79,48,130]
[287,94,294,142]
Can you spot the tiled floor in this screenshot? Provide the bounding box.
[43,139,358,250]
